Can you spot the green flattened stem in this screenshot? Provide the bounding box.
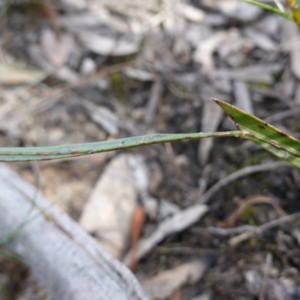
[0,131,239,162]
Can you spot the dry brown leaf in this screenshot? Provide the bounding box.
[29,44,79,82]
[202,0,262,22]
[193,31,229,70]
[284,20,300,80]
[79,99,121,136]
[141,261,207,300]
[59,0,86,11]
[244,29,277,52]
[41,28,74,68]
[213,64,283,84]
[177,3,205,23]
[125,68,154,81]
[60,11,110,29]
[0,63,46,85]
[233,80,253,114]
[79,154,139,258]
[77,30,141,56]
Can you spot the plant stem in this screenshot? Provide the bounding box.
[243,0,294,20]
[0,131,241,162]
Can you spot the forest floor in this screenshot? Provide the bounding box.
[1,1,300,299]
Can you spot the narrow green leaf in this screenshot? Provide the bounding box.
[0,218,29,246]
[214,99,300,168]
[242,0,294,21]
[0,131,239,162]
[0,183,39,246]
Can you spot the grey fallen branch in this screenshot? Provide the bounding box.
[0,163,147,300]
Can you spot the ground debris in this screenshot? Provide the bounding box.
[1,0,300,299]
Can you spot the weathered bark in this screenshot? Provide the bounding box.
[0,163,147,300]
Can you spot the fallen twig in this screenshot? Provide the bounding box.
[229,212,300,247]
[192,225,257,236]
[218,195,286,228]
[199,162,291,204]
[0,163,147,300]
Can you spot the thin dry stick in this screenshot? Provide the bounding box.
[209,225,257,235]
[199,161,291,204]
[229,212,300,247]
[218,195,287,228]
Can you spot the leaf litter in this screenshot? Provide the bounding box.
[1,0,300,299]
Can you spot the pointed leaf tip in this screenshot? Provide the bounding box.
[214,99,300,168]
[212,98,227,108]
